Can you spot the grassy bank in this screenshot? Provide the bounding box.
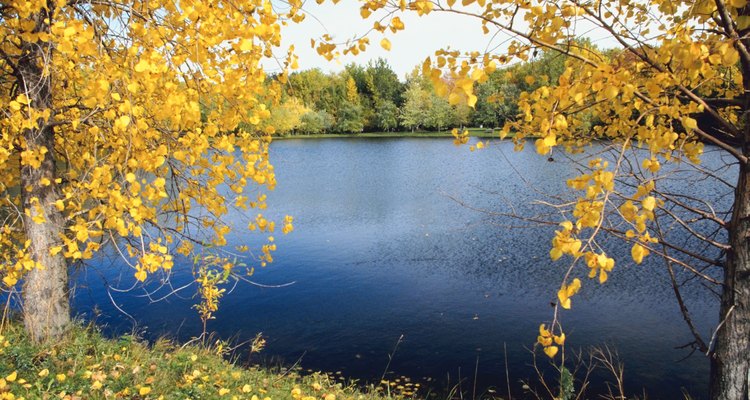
[272,128,503,140]
[0,322,419,400]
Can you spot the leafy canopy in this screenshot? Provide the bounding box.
[1,1,297,289]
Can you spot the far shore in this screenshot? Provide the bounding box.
[271,128,504,140]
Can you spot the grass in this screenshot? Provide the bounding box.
[272,128,503,140]
[0,321,420,400]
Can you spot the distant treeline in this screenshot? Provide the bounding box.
[263,50,570,135]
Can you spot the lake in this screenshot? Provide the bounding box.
[73,138,730,399]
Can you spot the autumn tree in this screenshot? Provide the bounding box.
[400,78,430,131]
[299,109,335,135]
[267,97,309,135]
[309,0,750,398]
[287,68,335,110]
[0,0,295,342]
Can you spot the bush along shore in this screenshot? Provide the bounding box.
[0,322,422,400]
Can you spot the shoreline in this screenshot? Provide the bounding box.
[271,129,502,140]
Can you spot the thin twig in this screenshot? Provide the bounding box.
[380,334,404,383]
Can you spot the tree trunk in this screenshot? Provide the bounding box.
[711,162,750,400]
[17,8,71,342]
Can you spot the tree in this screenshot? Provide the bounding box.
[1,1,294,341]
[473,72,522,128]
[299,110,335,135]
[287,68,334,111]
[334,101,365,133]
[425,93,453,131]
[400,77,431,131]
[365,58,404,106]
[267,97,309,135]
[344,60,405,131]
[309,0,750,398]
[373,99,400,131]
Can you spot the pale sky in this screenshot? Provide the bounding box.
[269,2,511,79]
[268,2,619,80]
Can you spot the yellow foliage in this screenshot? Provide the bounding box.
[0,0,298,326]
[537,323,565,358]
[557,278,581,309]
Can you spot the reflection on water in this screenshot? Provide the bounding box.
[74,138,733,399]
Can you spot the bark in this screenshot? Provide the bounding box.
[708,18,750,398]
[710,160,750,400]
[17,7,71,342]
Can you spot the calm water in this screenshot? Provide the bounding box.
[73,138,732,399]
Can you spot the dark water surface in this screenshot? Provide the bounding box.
[74,138,732,399]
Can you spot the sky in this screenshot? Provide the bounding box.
[268,2,510,79]
[266,2,622,80]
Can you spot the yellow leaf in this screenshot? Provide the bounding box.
[642,158,660,173]
[599,269,608,284]
[3,276,18,286]
[553,333,566,345]
[135,270,147,282]
[642,196,656,211]
[470,68,485,81]
[543,134,556,147]
[380,38,391,51]
[115,115,131,130]
[63,26,76,38]
[574,92,584,105]
[5,371,17,382]
[239,39,253,51]
[567,278,581,295]
[543,345,559,358]
[603,85,619,100]
[537,335,552,346]
[631,243,648,264]
[535,138,551,155]
[448,92,462,105]
[539,323,551,337]
[724,47,740,66]
[682,117,697,131]
[134,59,150,73]
[557,289,571,309]
[140,386,152,396]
